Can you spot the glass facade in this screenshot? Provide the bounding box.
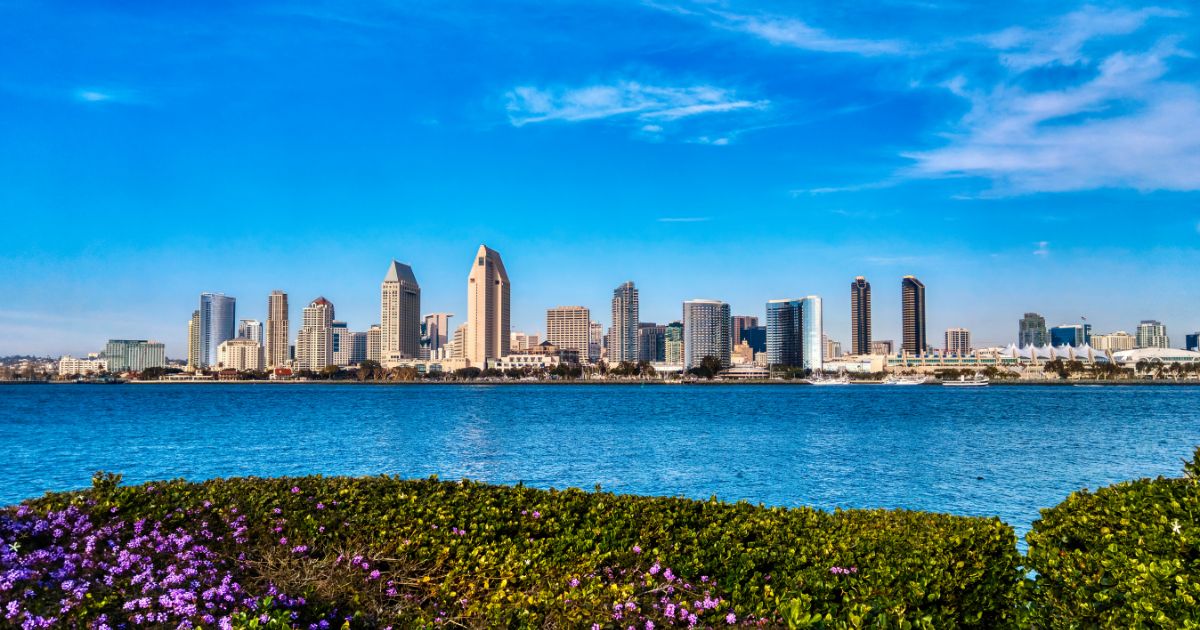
[801,296,823,371]
[682,300,731,369]
[1018,312,1048,347]
[199,293,236,369]
[766,299,803,368]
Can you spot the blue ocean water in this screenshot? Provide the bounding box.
[2,384,1198,539]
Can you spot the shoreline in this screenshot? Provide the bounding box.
[6,378,1200,387]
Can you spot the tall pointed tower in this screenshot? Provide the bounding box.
[380,260,421,361]
[465,245,510,366]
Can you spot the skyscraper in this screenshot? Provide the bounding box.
[900,276,926,355]
[801,296,823,372]
[682,300,731,369]
[266,290,289,368]
[103,340,166,373]
[199,293,236,369]
[546,306,591,362]
[731,315,759,348]
[1050,324,1091,347]
[637,323,666,363]
[237,319,263,344]
[465,245,510,366]
[589,322,604,363]
[944,328,971,355]
[1018,313,1048,348]
[187,310,201,369]
[766,299,803,368]
[850,277,871,355]
[381,261,421,361]
[423,313,454,356]
[740,326,767,354]
[664,322,684,365]
[610,281,639,363]
[331,321,351,366]
[1136,320,1169,349]
[366,325,381,362]
[296,297,334,370]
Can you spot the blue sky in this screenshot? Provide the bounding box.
[2,0,1199,357]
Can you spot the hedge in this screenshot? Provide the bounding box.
[2,474,1022,629]
[1024,449,1200,628]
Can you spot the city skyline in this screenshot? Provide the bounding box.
[3,2,1200,356]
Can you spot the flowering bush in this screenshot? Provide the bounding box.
[7,472,1022,628]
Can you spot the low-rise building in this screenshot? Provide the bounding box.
[217,338,263,371]
[58,355,107,376]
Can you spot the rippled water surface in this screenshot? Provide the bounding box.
[3,384,1198,537]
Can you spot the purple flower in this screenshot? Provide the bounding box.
[726,612,737,624]
[290,486,300,494]
[569,578,580,588]
[632,545,642,554]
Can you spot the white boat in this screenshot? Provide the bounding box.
[806,373,851,385]
[942,374,990,387]
[882,374,930,386]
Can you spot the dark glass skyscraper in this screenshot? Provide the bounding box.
[766,299,803,368]
[850,276,871,355]
[1018,312,1048,347]
[900,276,926,355]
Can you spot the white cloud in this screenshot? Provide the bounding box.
[505,81,767,126]
[713,11,909,56]
[74,87,143,105]
[906,9,1200,195]
[1033,241,1050,256]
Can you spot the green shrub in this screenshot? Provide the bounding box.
[1024,447,1200,628]
[16,475,1022,628]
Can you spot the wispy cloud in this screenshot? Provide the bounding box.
[905,7,1200,195]
[1033,241,1050,256]
[73,87,143,105]
[505,81,767,127]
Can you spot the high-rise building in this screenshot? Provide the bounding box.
[187,310,201,369]
[850,276,871,355]
[199,293,236,369]
[589,321,604,363]
[944,328,971,355]
[217,339,263,372]
[547,307,591,362]
[766,299,803,368]
[683,299,731,369]
[1186,333,1200,352]
[1018,313,1048,348]
[637,323,666,363]
[423,313,454,356]
[103,340,166,373]
[664,322,684,365]
[265,290,289,368]
[1050,324,1091,347]
[871,340,894,355]
[801,296,823,371]
[350,332,368,364]
[296,297,334,370]
[237,319,263,345]
[366,325,381,362]
[610,281,640,363]
[1136,320,1169,349]
[740,326,766,354]
[1092,331,1135,352]
[465,245,510,366]
[381,261,421,361]
[731,315,759,348]
[332,321,352,366]
[900,276,926,355]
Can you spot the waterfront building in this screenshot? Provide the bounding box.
[900,276,926,355]
[731,341,755,365]
[872,340,894,355]
[683,299,731,369]
[740,325,766,354]
[850,276,872,355]
[103,339,166,373]
[1018,312,1047,348]
[1091,331,1136,352]
[237,319,263,345]
[1187,333,1200,352]
[331,321,352,366]
[217,338,263,372]
[1112,347,1200,366]
[1050,324,1092,347]
[350,331,368,364]
[731,315,759,348]
[187,310,201,369]
[381,261,421,361]
[546,306,591,363]
[609,281,640,363]
[822,334,842,359]
[664,322,684,365]
[510,332,540,352]
[366,325,381,362]
[1136,320,1169,349]
[588,321,604,363]
[58,355,107,376]
[767,297,822,370]
[638,323,666,363]
[465,245,510,366]
[199,293,236,369]
[265,290,289,368]
[296,297,334,370]
[944,328,971,355]
[449,324,466,359]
